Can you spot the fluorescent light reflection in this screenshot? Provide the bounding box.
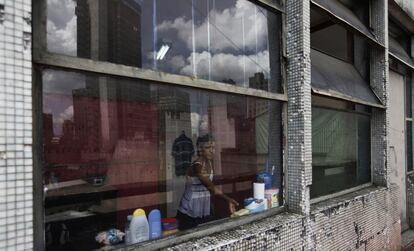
[156,45,170,60]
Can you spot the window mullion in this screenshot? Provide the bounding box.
[34,52,288,102]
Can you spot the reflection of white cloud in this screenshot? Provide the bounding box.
[157,0,268,52]
[47,0,77,55]
[57,105,74,125]
[47,16,77,55]
[43,70,85,95]
[166,55,186,70]
[180,50,269,85]
[52,105,74,135]
[47,0,76,28]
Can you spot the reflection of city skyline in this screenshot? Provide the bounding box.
[48,0,279,91]
[76,0,142,67]
[43,76,157,169]
[42,71,268,166]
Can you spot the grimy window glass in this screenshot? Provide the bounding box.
[46,0,282,93]
[311,106,371,198]
[42,68,283,250]
[407,121,413,173]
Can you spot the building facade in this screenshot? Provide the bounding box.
[0,0,413,250]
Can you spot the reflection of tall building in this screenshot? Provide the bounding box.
[72,78,155,161]
[154,88,191,114]
[76,0,91,58]
[43,113,54,144]
[76,0,142,67]
[61,120,76,143]
[249,72,268,91]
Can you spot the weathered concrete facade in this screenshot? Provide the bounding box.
[0,0,33,250]
[0,0,413,250]
[164,0,402,249]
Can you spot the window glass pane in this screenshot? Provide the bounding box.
[47,0,282,93]
[406,77,412,118]
[311,106,371,198]
[407,121,413,172]
[42,68,283,250]
[311,23,350,62]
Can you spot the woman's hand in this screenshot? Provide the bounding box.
[228,198,239,214]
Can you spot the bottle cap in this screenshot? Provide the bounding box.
[133,209,146,217]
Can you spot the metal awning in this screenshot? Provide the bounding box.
[311,49,384,108]
[389,36,414,70]
[311,0,384,48]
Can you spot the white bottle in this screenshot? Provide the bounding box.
[130,209,149,244]
[124,215,132,245]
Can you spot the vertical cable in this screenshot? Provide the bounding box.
[242,15,246,87]
[255,6,259,73]
[192,0,197,77]
[207,0,211,80]
[153,0,157,70]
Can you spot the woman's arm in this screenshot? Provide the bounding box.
[193,163,239,212]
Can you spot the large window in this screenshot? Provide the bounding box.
[36,0,285,249]
[47,0,283,93]
[311,97,371,198]
[310,0,379,199]
[42,68,283,250]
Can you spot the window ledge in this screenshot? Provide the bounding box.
[116,206,293,251]
[310,185,386,213]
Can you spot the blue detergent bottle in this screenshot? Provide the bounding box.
[148,209,161,240]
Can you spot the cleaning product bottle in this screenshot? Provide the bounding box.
[124,215,132,245]
[130,209,149,244]
[148,209,161,240]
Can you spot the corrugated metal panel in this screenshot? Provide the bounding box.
[389,36,414,70]
[311,49,383,108]
[311,0,383,47]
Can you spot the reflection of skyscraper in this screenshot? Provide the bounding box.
[154,87,191,114]
[76,0,142,67]
[72,77,155,161]
[249,72,268,91]
[76,0,91,59]
[43,113,54,144]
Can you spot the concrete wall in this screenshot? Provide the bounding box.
[166,187,400,250]
[0,0,33,250]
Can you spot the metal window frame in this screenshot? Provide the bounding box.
[389,53,414,71]
[310,0,385,49]
[310,48,385,109]
[310,183,372,204]
[310,95,374,203]
[32,0,288,250]
[33,0,287,102]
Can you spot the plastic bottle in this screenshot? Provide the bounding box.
[130,209,149,244]
[148,209,161,240]
[124,215,132,245]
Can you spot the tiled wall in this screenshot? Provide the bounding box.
[0,0,33,250]
[164,187,400,250]
[285,0,312,216]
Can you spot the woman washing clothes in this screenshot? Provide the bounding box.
[176,134,239,230]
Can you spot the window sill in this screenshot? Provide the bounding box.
[310,182,373,204]
[115,206,286,251]
[310,184,386,213]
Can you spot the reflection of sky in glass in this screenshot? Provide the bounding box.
[42,70,86,136]
[47,0,279,91]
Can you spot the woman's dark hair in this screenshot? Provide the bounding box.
[196,134,214,156]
